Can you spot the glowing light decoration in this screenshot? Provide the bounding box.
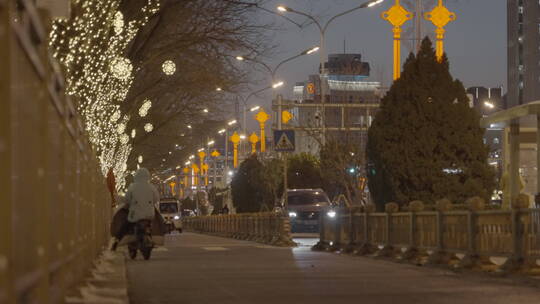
[138,155,143,163]
[131,129,136,138]
[110,57,133,80]
[139,99,152,117]
[144,123,154,133]
[49,0,161,191]
[162,60,176,75]
[116,123,126,134]
[113,11,124,35]
[110,110,121,122]
[120,134,129,144]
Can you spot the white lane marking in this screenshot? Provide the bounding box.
[253,245,289,249]
[202,247,229,251]
[153,247,169,252]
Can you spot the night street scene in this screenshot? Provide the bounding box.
[3,0,540,303]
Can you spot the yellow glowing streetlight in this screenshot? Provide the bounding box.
[382,0,412,80]
[230,131,241,168]
[249,132,260,154]
[424,0,456,62]
[255,109,270,152]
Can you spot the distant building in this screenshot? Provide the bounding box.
[507,1,540,196]
[282,53,381,155]
[507,0,540,107]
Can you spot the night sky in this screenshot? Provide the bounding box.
[246,0,506,114]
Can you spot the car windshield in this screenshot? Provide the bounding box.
[159,202,178,213]
[287,192,329,205]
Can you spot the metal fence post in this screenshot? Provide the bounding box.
[0,2,14,301]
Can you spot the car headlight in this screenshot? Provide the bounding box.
[174,215,180,220]
[327,210,336,218]
[288,211,297,218]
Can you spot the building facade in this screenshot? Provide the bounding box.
[508,0,540,107]
[284,53,381,155]
[507,0,540,197]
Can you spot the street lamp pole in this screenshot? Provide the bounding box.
[236,47,318,152]
[277,0,384,146]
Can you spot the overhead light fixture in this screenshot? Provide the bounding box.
[228,120,237,125]
[306,46,319,55]
[272,81,284,88]
[250,106,260,112]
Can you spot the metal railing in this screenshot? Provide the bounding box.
[1,3,111,303]
[183,213,296,246]
[315,205,540,272]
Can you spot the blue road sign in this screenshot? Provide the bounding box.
[274,130,295,152]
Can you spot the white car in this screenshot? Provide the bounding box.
[158,199,182,233]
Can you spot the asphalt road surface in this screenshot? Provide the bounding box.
[126,233,540,304]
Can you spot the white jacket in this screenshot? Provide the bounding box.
[125,168,159,223]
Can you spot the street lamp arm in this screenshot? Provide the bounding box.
[272,53,305,80]
[322,5,368,33]
[242,85,273,105]
[257,6,305,28]
[238,56,274,77]
[285,8,324,34]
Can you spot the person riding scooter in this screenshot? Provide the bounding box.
[111,168,159,252]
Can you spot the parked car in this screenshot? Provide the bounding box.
[279,189,334,233]
[158,198,182,233]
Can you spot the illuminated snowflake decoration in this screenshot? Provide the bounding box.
[113,11,124,35]
[162,60,176,75]
[116,123,126,134]
[144,123,154,133]
[110,57,132,80]
[119,134,129,144]
[139,99,152,117]
[138,155,143,163]
[131,129,136,138]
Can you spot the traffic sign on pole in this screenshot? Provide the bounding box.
[274,130,295,152]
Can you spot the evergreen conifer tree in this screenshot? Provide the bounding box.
[367,38,495,208]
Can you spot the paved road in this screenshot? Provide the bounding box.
[126,233,540,304]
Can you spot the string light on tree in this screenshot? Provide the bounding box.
[116,123,126,134]
[113,11,124,35]
[120,134,129,144]
[139,99,152,117]
[131,129,136,138]
[162,60,176,75]
[110,57,133,80]
[138,155,143,163]
[144,123,154,133]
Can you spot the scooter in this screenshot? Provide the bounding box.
[127,220,154,260]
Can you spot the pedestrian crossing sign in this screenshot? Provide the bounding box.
[274,130,295,152]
